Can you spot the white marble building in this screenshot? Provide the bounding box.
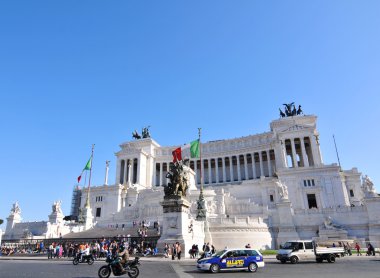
[67,113,380,249]
[4,112,380,249]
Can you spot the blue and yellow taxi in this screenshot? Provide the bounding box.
[197,248,265,273]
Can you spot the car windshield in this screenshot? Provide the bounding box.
[212,250,226,258]
[282,242,298,250]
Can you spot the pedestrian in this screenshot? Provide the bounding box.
[176,242,182,260]
[171,243,176,260]
[355,243,362,256]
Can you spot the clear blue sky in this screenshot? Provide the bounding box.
[1,1,380,228]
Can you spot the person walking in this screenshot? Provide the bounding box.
[176,242,182,260]
[355,243,362,256]
[171,243,176,260]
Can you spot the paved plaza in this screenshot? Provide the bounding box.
[0,256,379,278]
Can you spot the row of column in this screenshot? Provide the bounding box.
[282,136,315,168]
[119,158,138,185]
[154,150,275,186]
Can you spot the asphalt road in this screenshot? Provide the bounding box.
[0,256,379,278]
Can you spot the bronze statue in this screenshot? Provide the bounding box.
[279,102,303,118]
[164,160,189,197]
[132,126,151,140]
[132,130,141,139]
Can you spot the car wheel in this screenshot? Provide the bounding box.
[210,264,220,273]
[290,256,299,264]
[327,254,335,263]
[248,262,258,272]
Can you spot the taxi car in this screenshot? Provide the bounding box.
[197,248,265,273]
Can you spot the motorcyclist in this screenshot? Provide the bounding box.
[117,244,129,274]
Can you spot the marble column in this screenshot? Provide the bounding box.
[229,156,234,182]
[201,159,205,185]
[153,163,157,186]
[244,154,248,180]
[159,162,163,186]
[266,150,272,177]
[252,153,256,179]
[222,158,226,182]
[237,155,241,181]
[259,152,264,177]
[194,160,198,184]
[291,139,298,168]
[215,158,220,183]
[208,159,212,184]
[127,161,132,186]
[300,138,309,167]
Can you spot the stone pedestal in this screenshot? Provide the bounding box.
[317,228,348,241]
[364,196,380,243]
[82,205,94,230]
[276,200,299,247]
[157,196,201,258]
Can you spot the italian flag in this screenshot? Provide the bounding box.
[172,139,200,162]
[77,157,92,183]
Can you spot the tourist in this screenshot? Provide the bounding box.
[245,243,251,248]
[164,243,169,258]
[171,243,176,260]
[176,242,182,260]
[367,243,375,256]
[355,243,362,256]
[48,243,54,259]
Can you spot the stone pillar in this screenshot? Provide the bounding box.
[124,160,128,185]
[159,163,163,186]
[266,150,272,177]
[237,155,241,181]
[193,160,197,184]
[208,159,212,184]
[291,139,298,168]
[128,161,132,187]
[215,159,220,183]
[104,161,110,186]
[276,200,299,247]
[259,152,264,177]
[311,135,323,165]
[244,154,248,180]
[252,153,256,179]
[222,158,226,182]
[229,156,234,182]
[300,138,309,167]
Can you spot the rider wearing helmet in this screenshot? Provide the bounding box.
[117,243,129,274]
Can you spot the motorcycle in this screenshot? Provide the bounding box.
[98,255,140,278]
[72,253,95,265]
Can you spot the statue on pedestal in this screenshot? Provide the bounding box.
[276,181,289,200]
[11,202,21,215]
[164,160,189,198]
[52,201,63,214]
[362,175,376,197]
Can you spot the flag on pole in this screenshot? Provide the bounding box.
[77,157,92,183]
[190,139,200,158]
[172,147,182,162]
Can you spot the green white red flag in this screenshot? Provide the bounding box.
[77,157,92,183]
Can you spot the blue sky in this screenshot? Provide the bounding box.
[1,1,380,227]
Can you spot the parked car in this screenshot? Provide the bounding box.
[197,248,265,273]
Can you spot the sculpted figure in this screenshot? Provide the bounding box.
[324,216,343,230]
[52,201,63,214]
[164,160,189,197]
[362,175,375,192]
[11,201,21,215]
[276,181,289,200]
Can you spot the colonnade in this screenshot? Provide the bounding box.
[153,149,275,186]
[283,136,315,168]
[119,158,138,185]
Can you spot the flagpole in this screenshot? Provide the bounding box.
[198,128,203,194]
[85,144,95,208]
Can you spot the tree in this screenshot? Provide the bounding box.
[0,219,4,225]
